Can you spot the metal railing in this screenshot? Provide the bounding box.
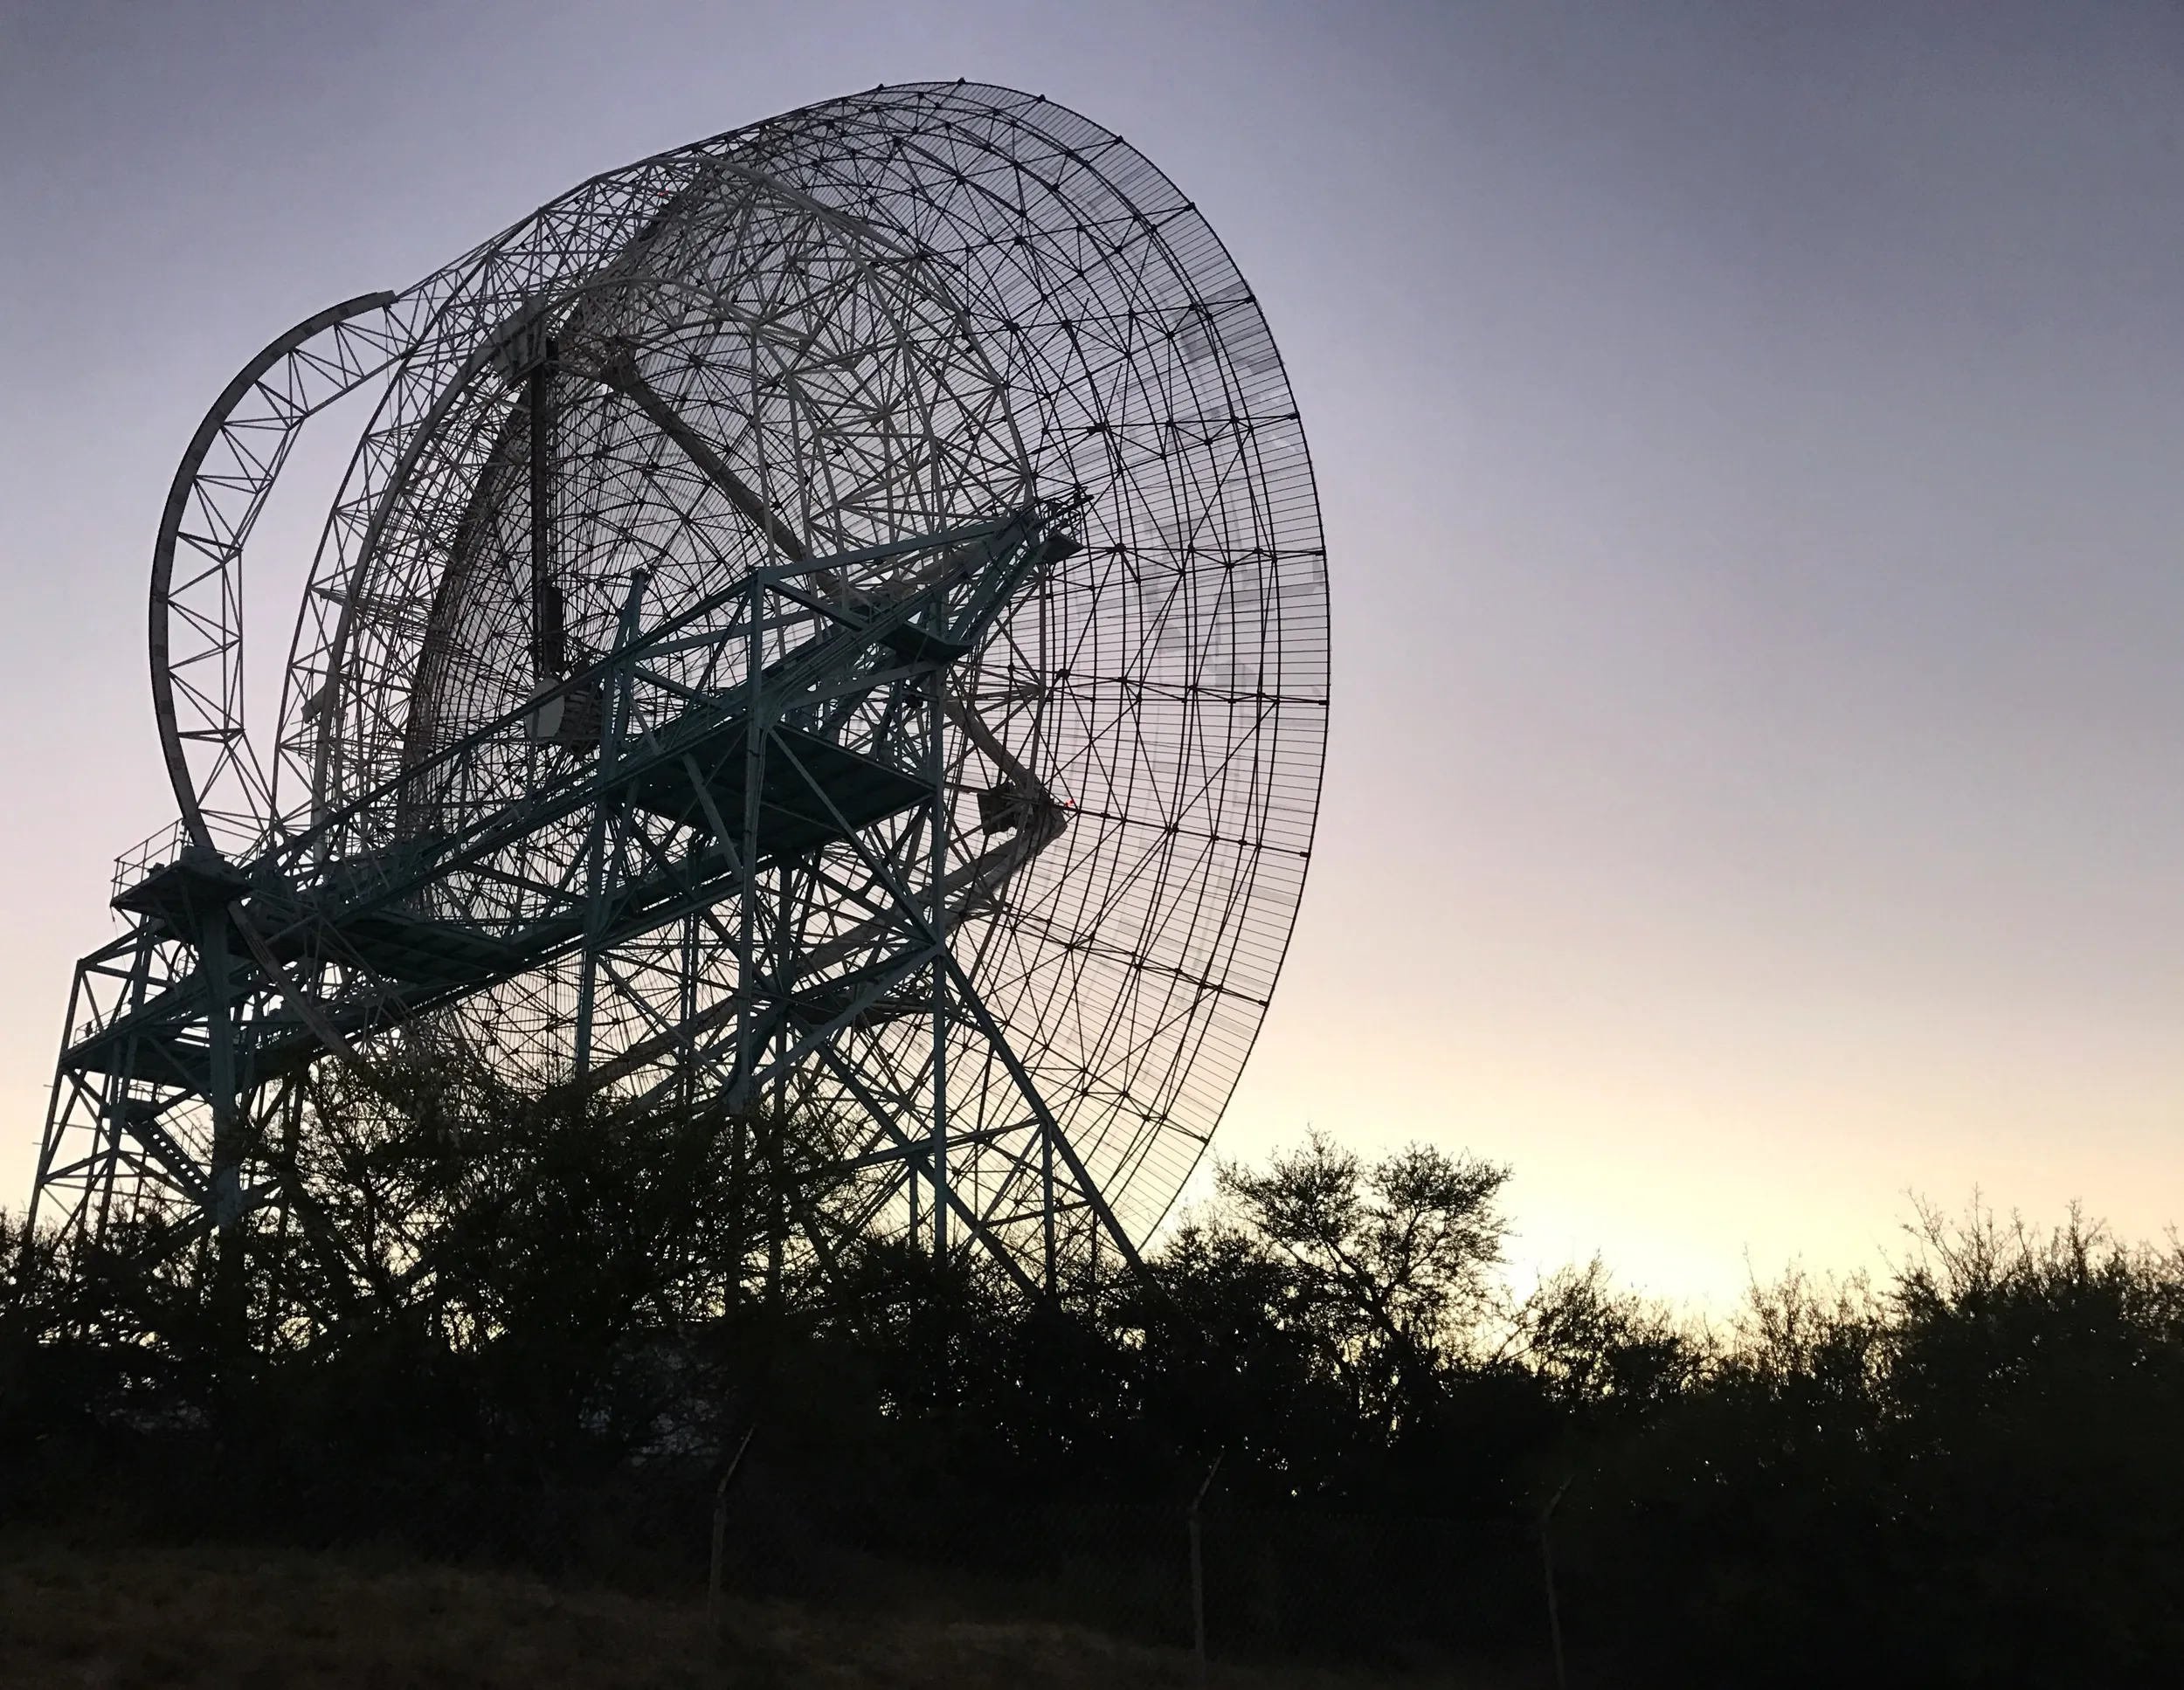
[107,813,263,909]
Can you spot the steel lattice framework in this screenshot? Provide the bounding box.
[30,82,1329,1300]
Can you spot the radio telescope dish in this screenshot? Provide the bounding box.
[31,83,1329,1299]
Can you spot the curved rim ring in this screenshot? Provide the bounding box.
[150,289,399,854]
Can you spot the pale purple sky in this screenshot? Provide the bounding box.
[3,0,2182,1299]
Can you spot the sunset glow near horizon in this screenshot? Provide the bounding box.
[3,0,2181,1306]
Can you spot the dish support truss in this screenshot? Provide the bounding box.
[28,82,1331,1310]
[34,502,1141,1300]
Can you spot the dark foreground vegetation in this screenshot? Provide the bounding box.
[6,1064,2183,1685]
[0,1536,1458,1690]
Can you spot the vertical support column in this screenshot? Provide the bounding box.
[736,574,766,1299]
[679,852,700,1119]
[198,891,250,1339]
[526,347,563,680]
[1041,1116,1058,1295]
[1033,562,1058,1296]
[927,671,950,1260]
[199,904,243,1234]
[97,933,161,1240]
[573,569,648,1079]
[767,865,797,1304]
[735,574,764,1114]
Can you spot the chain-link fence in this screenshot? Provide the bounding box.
[706,1466,1547,1672]
[1020,1504,1540,1665]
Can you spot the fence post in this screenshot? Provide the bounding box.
[1189,1452,1225,1685]
[1538,1476,1572,1690]
[708,1424,757,1618]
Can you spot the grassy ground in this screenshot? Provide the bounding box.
[0,1536,1529,1689]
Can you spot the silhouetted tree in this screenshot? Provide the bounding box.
[1216,1131,1511,1432]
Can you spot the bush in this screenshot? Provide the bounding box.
[11,1096,2184,1683]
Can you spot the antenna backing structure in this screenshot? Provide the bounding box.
[30,83,1329,1304]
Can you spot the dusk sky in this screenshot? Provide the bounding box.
[3,0,2181,1301]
